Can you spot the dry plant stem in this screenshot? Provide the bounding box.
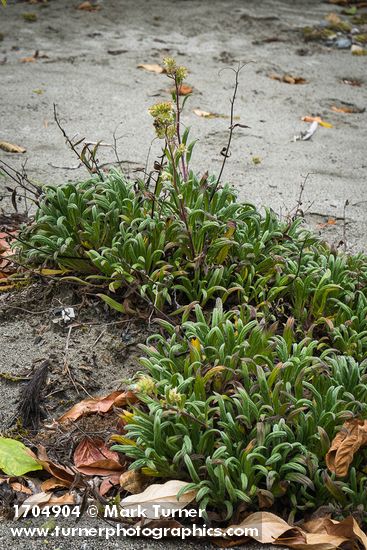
[343,199,349,252]
[0,159,41,203]
[150,149,166,217]
[84,143,104,181]
[296,173,312,216]
[53,104,103,181]
[210,63,248,201]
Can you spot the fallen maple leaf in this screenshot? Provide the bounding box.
[326,418,367,477]
[57,390,137,423]
[73,437,124,476]
[0,141,26,153]
[137,63,165,74]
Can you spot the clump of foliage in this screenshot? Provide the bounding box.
[113,300,367,522]
[16,58,367,523]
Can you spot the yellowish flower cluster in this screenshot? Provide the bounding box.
[163,57,188,84]
[148,101,175,139]
[135,375,156,396]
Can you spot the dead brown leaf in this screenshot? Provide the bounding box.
[257,489,274,509]
[47,492,75,505]
[193,109,219,118]
[20,55,36,63]
[342,78,362,87]
[36,445,75,486]
[0,231,17,278]
[15,492,53,518]
[326,418,367,477]
[269,73,307,85]
[57,390,137,423]
[77,1,101,11]
[73,437,124,476]
[120,480,197,519]
[317,218,337,229]
[301,515,367,550]
[99,473,121,496]
[10,482,32,495]
[137,63,165,74]
[331,104,364,114]
[40,477,71,492]
[119,470,147,494]
[220,511,365,549]
[168,84,193,96]
[0,141,26,154]
[19,50,48,63]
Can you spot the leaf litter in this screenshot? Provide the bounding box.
[2,386,367,548]
[137,63,166,74]
[326,419,367,477]
[0,142,26,154]
[269,73,308,85]
[57,390,137,424]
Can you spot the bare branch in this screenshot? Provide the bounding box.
[210,62,252,201]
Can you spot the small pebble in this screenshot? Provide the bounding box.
[336,37,352,49]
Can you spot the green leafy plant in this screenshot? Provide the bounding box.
[113,300,367,523]
[13,57,367,524]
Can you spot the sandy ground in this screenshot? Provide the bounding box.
[0,0,366,548]
[0,0,366,250]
